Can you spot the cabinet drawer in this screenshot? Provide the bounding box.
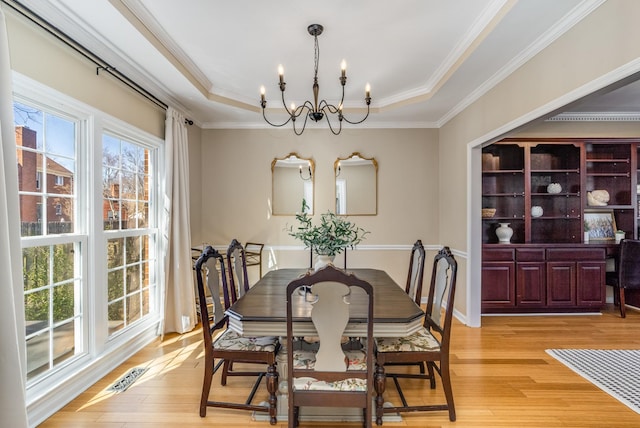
[516,248,545,262]
[483,248,515,261]
[546,248,605,261]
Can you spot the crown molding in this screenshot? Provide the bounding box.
[546,112,640,122]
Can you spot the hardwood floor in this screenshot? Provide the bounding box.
[40,304,640,427]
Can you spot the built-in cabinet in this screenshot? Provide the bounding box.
[482,138,637,313]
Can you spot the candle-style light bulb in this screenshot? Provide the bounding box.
[341,59,347,78]
[365,83,371,98]
[290,102,296,113]
[260,85,265,101]
[278,64,284,84]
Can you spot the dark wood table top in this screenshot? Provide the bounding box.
[226,268,425,337]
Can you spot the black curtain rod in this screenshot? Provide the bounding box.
[2,0,175,113]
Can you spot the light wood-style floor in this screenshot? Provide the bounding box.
[40,304,640,427]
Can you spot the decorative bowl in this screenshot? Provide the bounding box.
[482,208,496,218]
[547,183,562,194]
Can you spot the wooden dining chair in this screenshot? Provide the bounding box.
[286,265,375,428]
[194,246,279,424]
[227,238,250,300]
[606,239,640,318]
[405,239,426,305]
[244,242,264,278]
[374,246,458,423]
[382,240,427,376]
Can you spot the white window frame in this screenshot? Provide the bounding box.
[13,73,164,413]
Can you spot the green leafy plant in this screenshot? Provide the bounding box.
[287,199,369,256]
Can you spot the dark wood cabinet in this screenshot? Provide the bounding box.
[481,138,635,313]
[482,245,606,313]
[516,262,546,307]
[481,261,515,308]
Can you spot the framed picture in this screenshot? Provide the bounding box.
[584,209,616,241]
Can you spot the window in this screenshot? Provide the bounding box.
[13,77,162,397]
[102,133,157,336]
[15,101,80,380]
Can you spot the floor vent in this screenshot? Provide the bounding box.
[109,367,147,393]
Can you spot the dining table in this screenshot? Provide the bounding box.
[225,267,422,424]
[225,267,425,338]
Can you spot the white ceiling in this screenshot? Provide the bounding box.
[12,0,639,129]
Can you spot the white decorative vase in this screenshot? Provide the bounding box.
[496,223,513,244]
[314,254,336,271]
[531,206,543,217]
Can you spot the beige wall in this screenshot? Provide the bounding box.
[440,0,640,325]
[5,10,165,137]
[197,128,439,286]
[187,124,203,244]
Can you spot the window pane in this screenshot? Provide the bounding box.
[126,293,141,324]
[108,299,124,335]
[45,114,75,157]
[121,170,136,197]
[47,196,73,233]
[23,246,50,290]
[53,282,75,322]
[26,329,50,379]
[24,288,50,330]
[102,134,120,167]
[17,151,43,193]
[142,288,150,315]
[107,238,124,268]
[126,236,140,264]
[126,264,140,293]
[141,261,150,287]
[52,322,75,369]
[108,269,124,301]
[52,243,74,283]
[121,141,138,172]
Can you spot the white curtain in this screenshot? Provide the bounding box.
[162,107,195,334]
[0,6,29,428]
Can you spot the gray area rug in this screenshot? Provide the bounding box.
[546,349,640,414]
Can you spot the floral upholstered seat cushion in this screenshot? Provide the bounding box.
[292,376,367,392]
[291,349,368,391]
[375,327,440,353]
[212,329,278,352]
[292,349,367,370]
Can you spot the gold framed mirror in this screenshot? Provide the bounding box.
[272,152,314,215]
[334,152,377,215]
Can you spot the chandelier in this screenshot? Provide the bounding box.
[259,24,371,135]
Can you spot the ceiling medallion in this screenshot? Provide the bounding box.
[260,24,371,135]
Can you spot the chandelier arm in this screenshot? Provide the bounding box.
[262,108,293,127]
[324,112,343,135]
[341,104,371,125]
[293,111,311,136]
[280,90,297,118]
[319,101,340,114]
[301,100,315,112]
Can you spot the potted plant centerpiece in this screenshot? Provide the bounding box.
[287,200,369,270]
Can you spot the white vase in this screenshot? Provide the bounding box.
[314,254,336,271]
[496,223,513,244]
